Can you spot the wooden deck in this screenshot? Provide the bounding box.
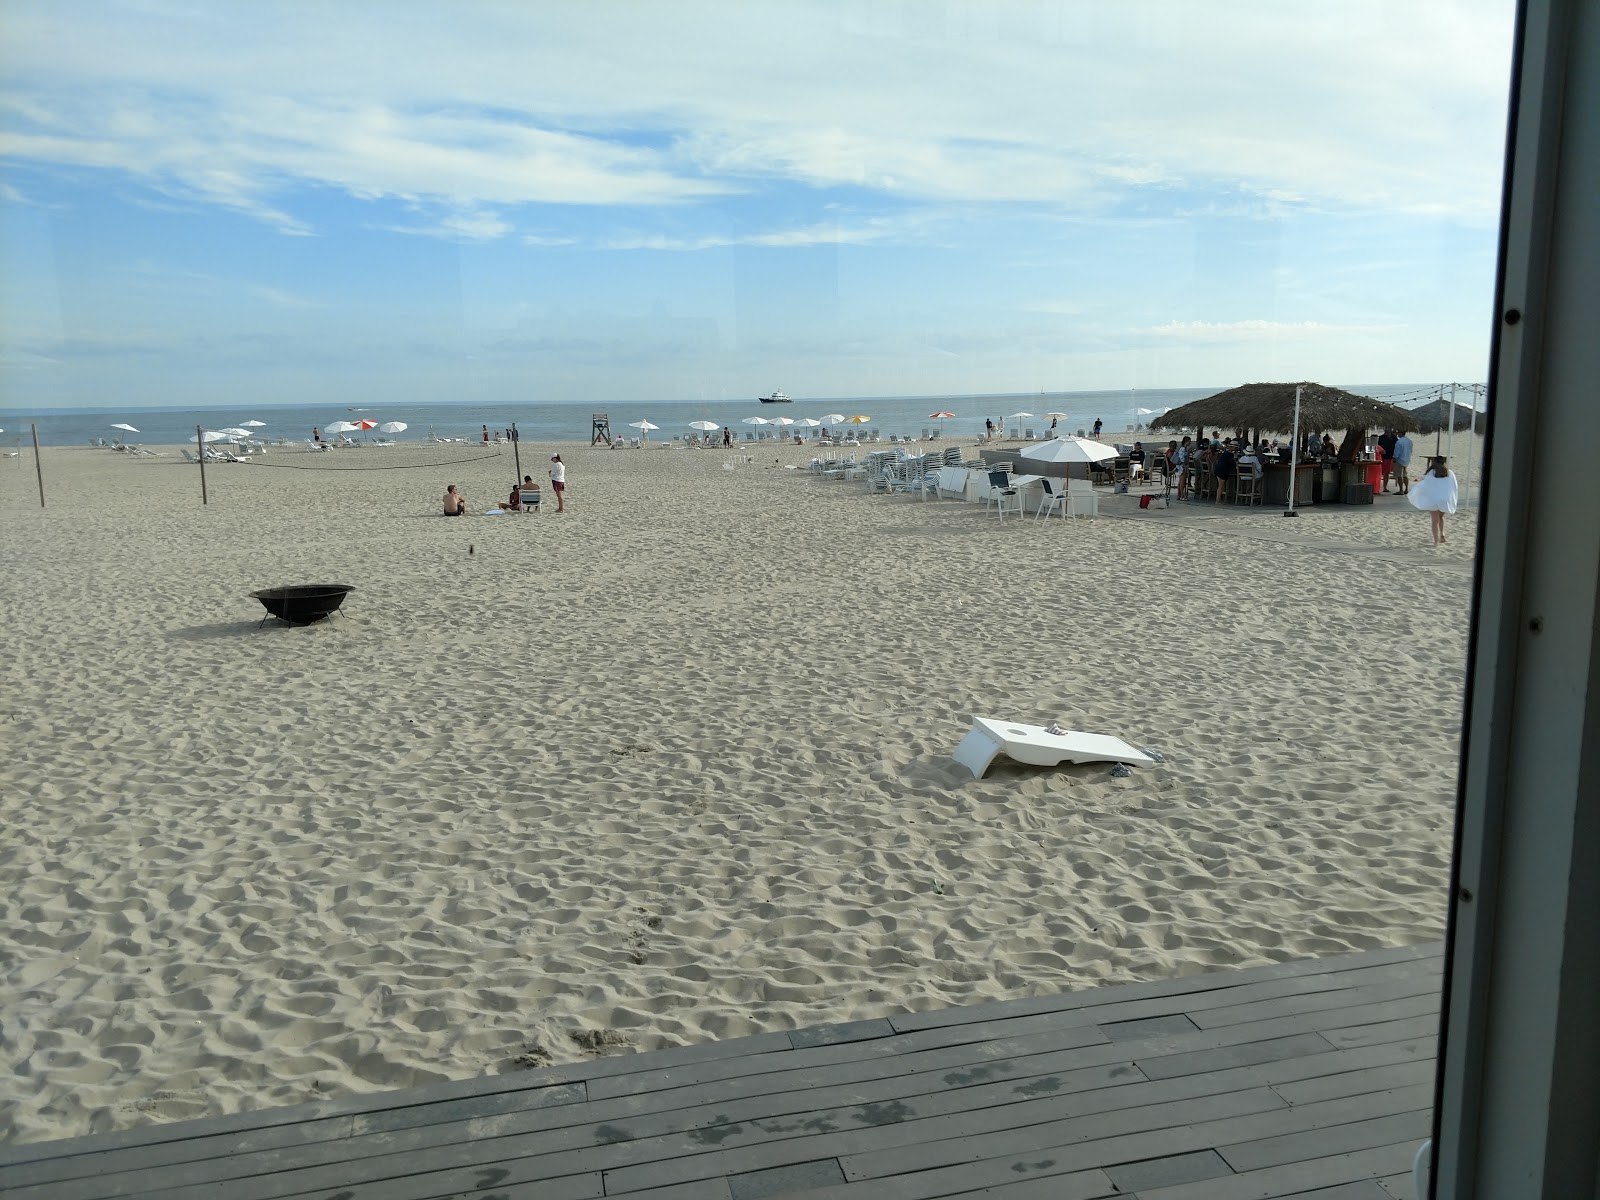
[0,943,1441,1200]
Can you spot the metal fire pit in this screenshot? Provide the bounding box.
[251,584,356,627]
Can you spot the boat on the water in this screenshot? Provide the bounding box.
[758,391,791,404]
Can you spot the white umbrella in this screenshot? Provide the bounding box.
[824,413,846,424]
[216,427,253,439]
[110,423,140,434]
[1018,436,1118,464]
[742,416,770,426]
[1006,411,1035,421]
[190,430,227,443]
[770,416,795,427]
[629,420,659,431]
[688,420,720,431]
[240,419,268,428]
[378,421,408,435]
[325,420,359,434]
[795,418,822,427]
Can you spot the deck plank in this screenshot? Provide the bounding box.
[0,944,1443,1200]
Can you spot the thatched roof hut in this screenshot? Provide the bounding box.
[1149,382,1415,435]
[1404,397,1483,434]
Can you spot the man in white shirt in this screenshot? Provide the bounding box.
[549,455,568,512]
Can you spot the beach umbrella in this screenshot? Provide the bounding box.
[929,410,956,434]
[241,419,268,428]
[628,420,659,441]
[1018,436,1118,465]
[325,420,359,434]
[770,416,795,426]
[110,423,140,434]
[216,427,253,439]
[824,413,846,424]
[847,415,871,424]
[689,420,720,431]
[742,416,770,428]
[378,421,408,435]
[1006,411,1034,420]
[355,419,378,431]
[190,430,227,443]
[795,418,822,427]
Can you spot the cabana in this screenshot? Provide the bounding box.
[1151,382,1416,505]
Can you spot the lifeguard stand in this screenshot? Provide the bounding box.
[591,412,612,446]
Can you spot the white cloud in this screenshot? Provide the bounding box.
[0,0,1513,231]
[1142,319,1402,343]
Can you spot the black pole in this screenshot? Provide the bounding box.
[30,423,44,508]
[512,422,521,482]
[196,425,208,505]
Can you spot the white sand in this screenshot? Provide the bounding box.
[0,437,1474,1142]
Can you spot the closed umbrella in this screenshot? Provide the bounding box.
[378,421,408,435]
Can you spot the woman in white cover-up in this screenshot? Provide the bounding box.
[1408,456,1459,545]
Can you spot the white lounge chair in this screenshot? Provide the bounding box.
[953,716,1156,779]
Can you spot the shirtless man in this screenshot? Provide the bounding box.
[443,484,468,515]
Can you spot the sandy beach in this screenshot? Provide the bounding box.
[0,435,1475,1144]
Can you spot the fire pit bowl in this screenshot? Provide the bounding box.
[251,584,356,626]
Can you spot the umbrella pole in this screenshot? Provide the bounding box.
[1285,385,1302,519]
[196,424,208,506]
[30,423,44,508]
[512,422,521,482]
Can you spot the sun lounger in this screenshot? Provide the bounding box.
[952,716,1156,779]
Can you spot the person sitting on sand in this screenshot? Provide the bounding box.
[443,483,468,515]
[505,481,522,510]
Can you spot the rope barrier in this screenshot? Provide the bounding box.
[238,451,506,471]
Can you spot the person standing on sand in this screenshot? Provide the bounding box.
[1092,418,1103,438]
[1409,456,1458,544]
[1378,429,1399,492]
[312,427,321,444]
[549,454,567,512]
[1392,429,1415,494]
[482,425,489,444]
[723,427,732,446]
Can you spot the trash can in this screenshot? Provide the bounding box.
[1343,482,1375,505]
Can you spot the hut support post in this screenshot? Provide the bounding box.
[1285,385,1302,519]
[1466,389,1480,508]
[30,423,44,508]
[1448,382,1458,470]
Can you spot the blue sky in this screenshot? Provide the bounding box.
[1,1,1515,412]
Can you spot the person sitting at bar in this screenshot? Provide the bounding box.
[1321,434,1338,459]
[1238,444,1264,480]
[1213,442,1237,502]
[1128,441,1146,466]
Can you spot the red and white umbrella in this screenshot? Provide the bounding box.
[929,410,955,434]
[355,419,378,430]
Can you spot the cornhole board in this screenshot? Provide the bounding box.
[953,716,1156,779]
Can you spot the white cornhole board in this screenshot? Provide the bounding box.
[953,716,1156,779]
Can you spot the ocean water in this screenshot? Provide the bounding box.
[2,385,1434,448]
